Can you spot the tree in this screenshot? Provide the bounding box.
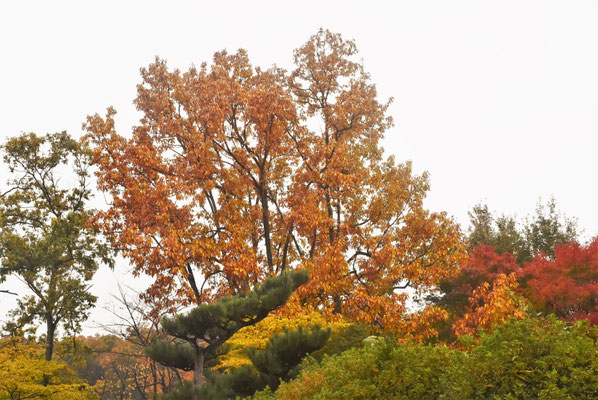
[522,197,579,261]
[431,245,521,317]
[0,132,113,360]
[87,286,186,399]
[467,204,526,264]
[452,273,528,338]
[145,269,308,399]
[216,312,367,372]
[84,29,465,331]
[520,237,598,323]
[0,337,97,400]
[53,332,185,400]
[466,199,578,264]
[194,325,330,400]
[430,199,580,337]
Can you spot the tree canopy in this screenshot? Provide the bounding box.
[84,29,465,331]
[0,132,113,360]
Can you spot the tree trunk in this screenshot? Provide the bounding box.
[45,317,56,361]
[192,350,205,400]
[260,185,274,271]
[333,295,343,314]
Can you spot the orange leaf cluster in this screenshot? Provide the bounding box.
[453,273,528,337]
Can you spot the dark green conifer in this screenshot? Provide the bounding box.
[194,325,330,400]
[145,269,308,399]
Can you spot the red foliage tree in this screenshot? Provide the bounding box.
[520,237,598,323]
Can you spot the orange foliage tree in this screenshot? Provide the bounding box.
[453,273,528,337]
[84,29,465,331]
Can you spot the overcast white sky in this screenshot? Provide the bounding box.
[1,1,597,334]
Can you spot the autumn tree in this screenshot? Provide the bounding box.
[431,245,521,317]
[520,237,598,323]
[88,285,187,399]
[0,132,113,360]
[431,198,580,335]
[0,337,97,400]
[84,29,465,331]
[66,288,184,400]
[452,273,528,338]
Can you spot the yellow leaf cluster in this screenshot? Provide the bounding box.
[0,338,97,400]
[216,312,352,372]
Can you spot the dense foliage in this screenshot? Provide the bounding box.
[521,237,598,323]
[255,317,598,399]
[0,338,97,400]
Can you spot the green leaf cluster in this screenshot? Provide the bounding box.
[467,199,578,263]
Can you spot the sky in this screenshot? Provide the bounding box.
[0,1,597,335]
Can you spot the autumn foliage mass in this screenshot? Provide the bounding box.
[1,29,597,399]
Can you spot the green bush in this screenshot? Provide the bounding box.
[254,317,598,400]
[444,317,598,399]
[253,339,450,400]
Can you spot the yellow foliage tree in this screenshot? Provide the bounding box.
[0,338,97,400]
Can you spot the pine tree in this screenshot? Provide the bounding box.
[145,269,308,399]
[192,325,330,400]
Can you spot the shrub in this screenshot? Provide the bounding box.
[255,317,598,399]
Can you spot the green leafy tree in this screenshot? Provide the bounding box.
[0,132,113,360]
[467,199,578,264]
[146,269,308,399]
[522,197,579,261]
[467,203,494,250]
[467,204,526,263]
